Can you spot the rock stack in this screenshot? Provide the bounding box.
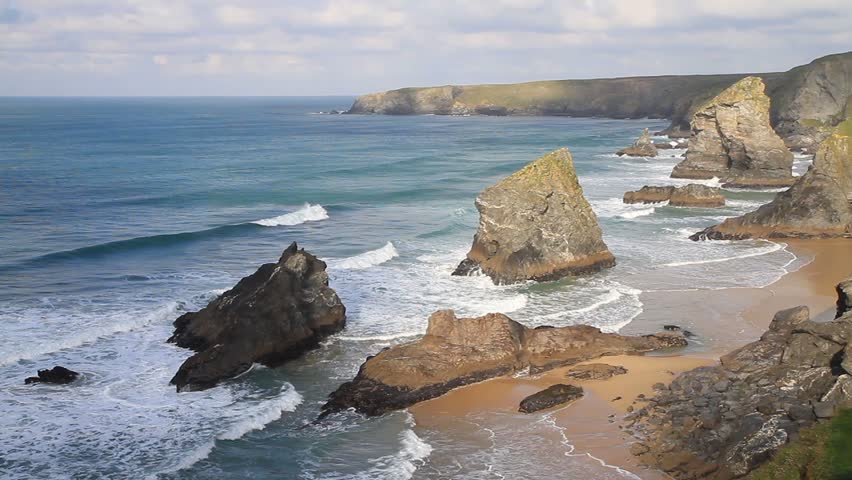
[453,148,615,284]
[671,77,795,188]
[168,242,346,391]
[618,128,658,157]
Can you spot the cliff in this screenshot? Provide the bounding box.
[348,51,852,147]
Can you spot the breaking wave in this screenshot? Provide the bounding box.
[252,203,329,227]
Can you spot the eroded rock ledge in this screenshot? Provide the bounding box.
[322,310,686,417]
[618,128,658,157]
[168,242,346,391]
[624,184,725,208]
[628,283,852,479]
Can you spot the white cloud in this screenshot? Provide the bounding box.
[214,5,260,26]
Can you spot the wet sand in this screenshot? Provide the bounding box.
[412,239,851,479]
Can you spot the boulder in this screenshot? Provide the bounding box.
[618,128,658,157]
[629,284,852,479]
[452,148,615,284]
[168,242,346,391]
[322,310,686,416]
[838,276,852,318]
[565,363,628,381]
[623,184,725,208]
[671,77,795,188]
[24,366,79,385]
[519,384,584,413]
[691,126,852,240]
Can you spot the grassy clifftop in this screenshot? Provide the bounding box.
[349,51,852,141]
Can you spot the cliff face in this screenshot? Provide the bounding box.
[348,51,852,147]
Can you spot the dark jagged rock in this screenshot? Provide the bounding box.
[519,384,584,413]
[691,125,852,240]
[348,52,852,150]
[671,77,795,189]
[168,242,346,391]
[452,148,615,284]
[323,310,686,417]
[618,128,658,157]
[565,363,628,381]
[24,366,79,385]
[623,184,725,208]
[629,290,852,479]
[839,277,852,318]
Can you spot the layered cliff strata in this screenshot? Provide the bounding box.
[453,148,615,284]
[623,184,725,208]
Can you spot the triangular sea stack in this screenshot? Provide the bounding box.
[453,148,615,284]
[671,76,794,188]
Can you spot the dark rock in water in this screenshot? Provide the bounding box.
[566,363,628,380]
[623,184,725,208]
[838,277,852,318]
[168,242,346,391]
[630,285,852,479]
[617,128,658,157]
[691,125,852,240]
[453,148,615,284]
[671,77,795,189]
[323,310,686,417]
[519,384,584,413]
[25,366,79,385]
[663,325,681,331]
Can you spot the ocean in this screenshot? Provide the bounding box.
[0,97,813,479]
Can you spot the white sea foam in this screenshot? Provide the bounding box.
[158,384,303,476]
[618,207,655,219]
[662,241,784,267]
[252,203,329,227]
[332,242,399,270]
[0,301,181,367]
[346,428,433,480]
[335,331,422,342]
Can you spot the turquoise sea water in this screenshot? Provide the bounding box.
[0,97,812,479]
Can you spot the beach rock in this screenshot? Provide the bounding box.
[623,184,725,208]
[630,287,852,479]
[24,366,79,385]
[691,125,852,240]
[452,148,615,284]
[566,363,628,381]
[838,276,852,318]
[168,242,346,391]
[323,310,686,416]
[671,77,794,189]
[519,384,584,413]
[618,128,658,157]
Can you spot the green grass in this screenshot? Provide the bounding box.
[748,408,852,480]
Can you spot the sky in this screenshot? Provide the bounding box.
[1,0,851,96]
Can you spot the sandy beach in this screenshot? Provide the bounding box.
[412,238,851,478]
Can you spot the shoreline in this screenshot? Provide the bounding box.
[411,238,851,478]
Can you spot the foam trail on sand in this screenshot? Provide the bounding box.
[662,242,784,267]
[252,204,329,227]
[331,242,399,270]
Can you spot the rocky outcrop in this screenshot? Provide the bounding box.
[452,148,615,284]
[168,242,346,391]
[628,295,852,479]
[671,77,794,188]
[565,363,628,381]
[322,310,686,416]
[25,366,79,385]
[519,384,584,413]
[348,52,852,149]
[624,184,725,208]
[691,126,852,240]
[655,139,689,150]
[838,276,852,318]
[618,128,658,157]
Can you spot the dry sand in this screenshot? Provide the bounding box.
[411,238,851,479]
